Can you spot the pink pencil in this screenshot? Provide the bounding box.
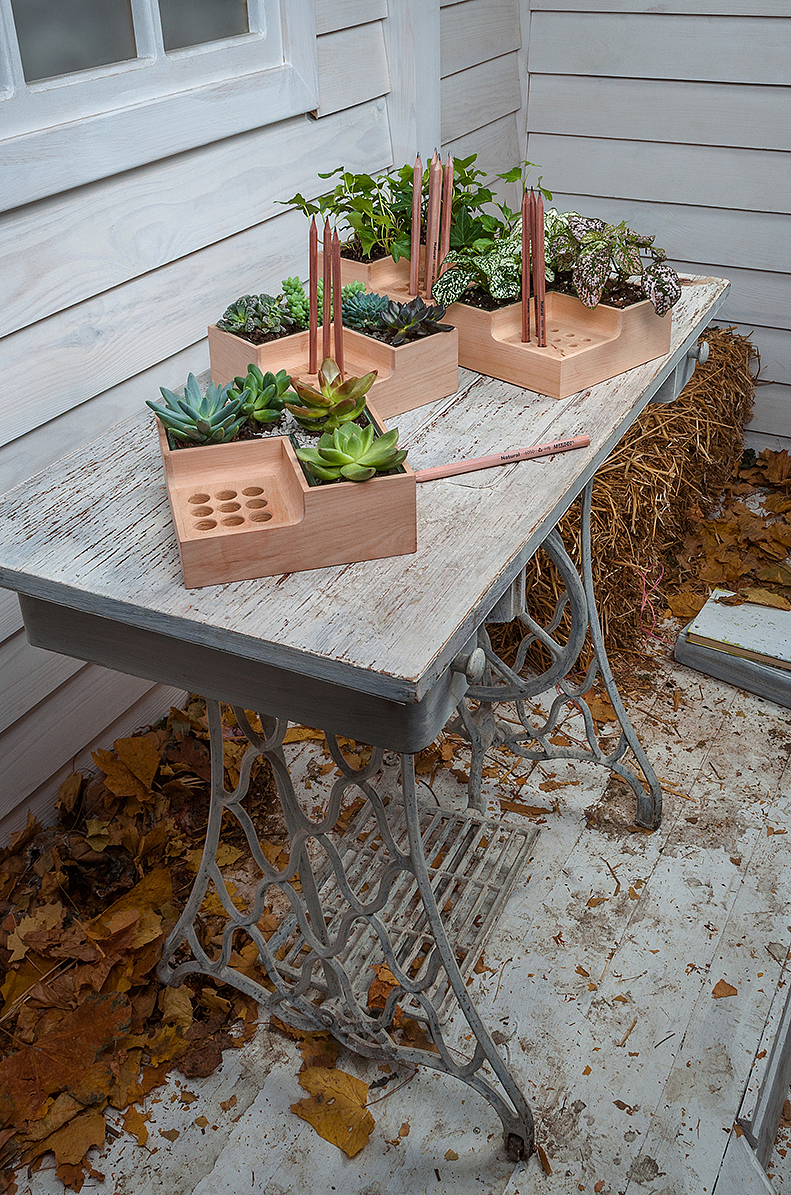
[413,435,590,483]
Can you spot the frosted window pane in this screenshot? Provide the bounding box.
[159,0,249,51]
[11,0,137,83]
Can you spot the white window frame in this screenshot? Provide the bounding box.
[0,0,318,211]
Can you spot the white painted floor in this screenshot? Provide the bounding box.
[17,648,791,1195]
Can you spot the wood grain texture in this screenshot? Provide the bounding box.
[382,0,441,161]
[745,382,791,439]
[0,682,186,843]
[0,278,728,708]
[316,22,391,118]
[529,74,791,152]
[671,261,791,331]
[315,0,387,35]
[208,323,459,420]
[0,590,22,646]
[0,100,392,340]
[528,12,791,85]
[443,112,521,180]
[526,134,791,215]
[441,53,522,144]
[0,207,308,449]
[446,292,671,398]
[440,0,521,78]
[156,422,417,587]
[530,0,790,12]
[0,631,84,735]
[715,1134,775,1194]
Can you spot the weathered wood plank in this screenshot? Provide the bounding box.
[0,100,391,339]
[440,0,521,78]
[529,74,791,152]
[383,0,441,161]
[531,0,790,12]
[545,193,791,277]
[443,112,520,187]
[315,0,387,35]
[0,682,187,844]
[0,279,728,706]
[0,664,155,817]
[316,22,390,118]
[0,590,22,645]
[528,13,790,86]
[670,261,791,332]
[715,1134,775,1195]
[526,134,790,215]
[746,382,791,439]
[0,207,307,448]
[0,631,84,735]
[441,53,522,144]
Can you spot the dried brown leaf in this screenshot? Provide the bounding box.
[291,1067,374,1158]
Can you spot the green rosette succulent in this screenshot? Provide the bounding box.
[296,423,407,483]
[285,358,377,432]
[229,365,291,427]
[217,293,296,343]
[342,288,388,332]
[147,373,245,445]
[378,296,454,345]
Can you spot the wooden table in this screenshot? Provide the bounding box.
[0,275,728,1162]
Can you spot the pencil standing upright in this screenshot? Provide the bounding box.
[409,154,422,297]
[521,189,530,343]
[322,221,332,362]
[308,218,318,373]
[331,229,344,376]
[535,191,546,347]
[438,153,454,277]
[424,153,442,299]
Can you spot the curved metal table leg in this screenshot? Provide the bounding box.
[461,479,662,829]
[159,699,535,1159]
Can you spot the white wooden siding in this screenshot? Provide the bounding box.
[441,51,522,145]
[526,6,791,442]
[440,0,521,76]
[0,3,395,840]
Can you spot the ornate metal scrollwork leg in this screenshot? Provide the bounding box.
[159,700,534,1159]
[460,479,662,829]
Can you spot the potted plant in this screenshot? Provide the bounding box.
[146,369,416,588]
[431,211,681,399]
[208,280,459,421]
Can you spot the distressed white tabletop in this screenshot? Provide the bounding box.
[0,276,728,703]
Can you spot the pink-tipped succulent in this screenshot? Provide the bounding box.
[285,358,377,431]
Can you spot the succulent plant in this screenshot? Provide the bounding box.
[147,373,245,445]
[285,358,377,432]
[217,293,296,343]
[229,364,291,427]
[342,288,389,332]
[296,423,407,483]
[281,276,309,329]
[379,296,455,345]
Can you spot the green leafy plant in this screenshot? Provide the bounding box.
[341,288,389,332]
[431,227,523,308]
[546,214,681,315]
[217,293,296,344]
[285,358,377,432]
[296,423,407,483]
[147,373,245,445]
[229,365,291,427]
[379,296,455,345]
[284,167,412,262]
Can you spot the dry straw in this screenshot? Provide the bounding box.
[487,326,759,676]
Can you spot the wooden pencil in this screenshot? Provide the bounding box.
[438,153,454,277]
[409,154,422,297]
[308,218,318,373]
[414,435,591,483]
[521,190,530,343]
[322,220,331,362]
[535,190,546,347]
[424,153,443,299]
[331,229,343,375]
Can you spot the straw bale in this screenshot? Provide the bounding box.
[487,327,759,678]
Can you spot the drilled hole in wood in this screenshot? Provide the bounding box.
[218,502,241,512]
[216,489,237,500]
[250,512,273,523]
[245,498,268,509]
[190,506,213,517]
[582,337,592,342]
[189,493,210,504]
[222,515,244,526]
[195,519,216,530]
[242,486,264,496]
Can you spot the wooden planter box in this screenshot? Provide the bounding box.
[318,248,414,297]
[446,291,672,399]
[208,323,458,422]
[156,420,416,588]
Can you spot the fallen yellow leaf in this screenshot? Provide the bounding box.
[712,979,738,999]
[291,1067,374,1158]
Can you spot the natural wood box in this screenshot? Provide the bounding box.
[156,421,417,588]
[446,292,672,399]
[318,249,414,296]
[208,323,458,421]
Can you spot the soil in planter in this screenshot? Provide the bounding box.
[339,238,391,264]
[457,286,515,312]
[548,273,646,309]
[357,324,453,347]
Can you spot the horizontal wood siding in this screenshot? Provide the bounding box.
[527,7,791,442]
[0,9,394,832]
[440,0,521,76]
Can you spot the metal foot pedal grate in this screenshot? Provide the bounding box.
[268,800,537,1021]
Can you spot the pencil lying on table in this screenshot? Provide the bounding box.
[413,435,590,483]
